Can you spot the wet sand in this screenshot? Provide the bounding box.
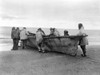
[0,45,100,75]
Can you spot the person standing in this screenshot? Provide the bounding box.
[20,27,29,49]
[11,27,20,50]
[15,27,20,49]
[77,23,88,57]
[11,27,16,50]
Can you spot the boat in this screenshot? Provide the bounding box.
[24,34,87,56]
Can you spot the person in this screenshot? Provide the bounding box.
[53,28,60,36]
[49,28,60,37]
[36,28,45,52]
[77,23,88,57]
[11,27,16,50]
[15,27,20,49]
[11,27,20,50]
[20,27,29,49]
[64,30,69,37]
[49,28,54,36]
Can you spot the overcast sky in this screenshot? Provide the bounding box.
[0,0,100,29]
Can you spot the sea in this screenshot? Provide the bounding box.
[0,26,100,51]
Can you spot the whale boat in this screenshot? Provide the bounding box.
[24,34,87,56]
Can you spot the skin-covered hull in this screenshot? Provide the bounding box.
[25,35,87,56]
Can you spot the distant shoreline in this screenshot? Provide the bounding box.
[0,38,11,39]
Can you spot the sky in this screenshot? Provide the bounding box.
[0,0,100,29]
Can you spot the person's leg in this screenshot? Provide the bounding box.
[21,40,24,49]
[83,45,86,56]
[15,39,18,50]
[23,40,25,49]
[16,39,19,50]
[80,45,86,57]
[13,39,16,50]
[38,43,42,52]
[24,39,27,49]
[12,39,14,50]
[21,40,23,49]
[41,42,45,53]
[23,40,27,49]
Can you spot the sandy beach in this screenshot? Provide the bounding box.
[0,45,100,75]
[1,0,100,74]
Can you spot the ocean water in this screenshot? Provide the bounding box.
[0,26,100,51]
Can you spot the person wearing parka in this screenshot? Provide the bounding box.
[11,27,16,50]
[11,27,20,50]
[64,30,69,37]
[53,28,60,36]
[49,28,60,37]
[36,28,45,52]
[20,27,29,49]
[77,23,88,57]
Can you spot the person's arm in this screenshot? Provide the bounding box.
[82,33,88,37]
[42,30,45,35]
[25,30,29,36]
[58,32,60,36]
[11,30,13,39]
[77,31,88,37]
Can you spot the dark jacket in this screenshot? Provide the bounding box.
[11,29,20,39]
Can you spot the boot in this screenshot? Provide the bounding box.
[81,53,86,57]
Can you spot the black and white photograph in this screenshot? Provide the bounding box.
[0,0,100,75]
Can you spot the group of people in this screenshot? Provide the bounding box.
[11,23,88,57]
[36,28,61,52]
[11,27,20,50]
[11,27,29,50]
